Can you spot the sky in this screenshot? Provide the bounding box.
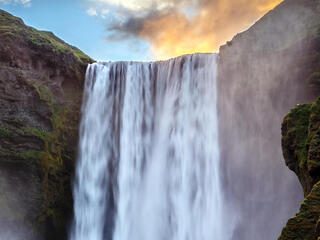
[0,0,283,61]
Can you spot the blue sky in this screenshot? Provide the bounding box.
[0,0,152,61]
[0,0,282,61]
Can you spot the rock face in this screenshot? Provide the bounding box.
[280,98,320,239]
[282,100,320,195]
[0,10,92,240]
[218,0,320,239]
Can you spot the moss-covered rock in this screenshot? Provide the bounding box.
[0,9,92,68]
[280,98,320,239]
[279,181,320,240]
[0,9,94,240]
[282,98,320,196]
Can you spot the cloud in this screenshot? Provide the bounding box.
[17,0,31,5]
[87,7,98,16]
[0,0,31,6]
[102,8,109,15]
[86,0,190,12]
[86,0,284,59]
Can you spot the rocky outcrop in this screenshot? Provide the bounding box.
[280,98,320,239]
[279,181,320,240]
[282,99,320,196]
[218,0,320,239]
[0,10,93,240]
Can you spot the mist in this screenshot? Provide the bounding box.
[217,0,319,238]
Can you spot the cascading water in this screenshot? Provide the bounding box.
[70,54,230,240]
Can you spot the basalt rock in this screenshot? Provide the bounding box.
[0,9,93,240]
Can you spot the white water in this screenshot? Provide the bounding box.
[71,54,228,240]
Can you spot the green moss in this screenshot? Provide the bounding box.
[0,61,80,234]
[280,98,320,239]
[22,78,56,109]
[0,9,86,237]
[282,104,311,175]
[28,30,69,54]
[22,127,48,141]
[19,151,44,163]
[36,85,55,106]
[0,123,13,138]
[32,89,81,232]
[0,9,93,64]
[279,181,320,240]
[281,98,320,195]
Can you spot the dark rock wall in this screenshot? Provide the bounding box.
[0,10,92,239]
[217,0,320,239]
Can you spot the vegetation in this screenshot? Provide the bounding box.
[280,98,320,239]
[25,81,81,232]
[22,126,48,141]
[279,181,320,240]
[282,103,312,194]
[19,150,44,163]
[0,9,88,237]
[0,124,13,138]
[0,9,92,65]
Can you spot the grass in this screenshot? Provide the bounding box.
[0,9,92,64]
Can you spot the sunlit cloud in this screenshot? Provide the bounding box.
[258,0,283,12]
[85,0,190,12]
[86,0,284,59]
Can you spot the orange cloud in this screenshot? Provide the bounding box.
[138,0,284,59]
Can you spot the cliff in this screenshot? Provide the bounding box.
[0,9,92,240]
[279,98,320,239]
[218,0,320,239]
[282,99,320,195]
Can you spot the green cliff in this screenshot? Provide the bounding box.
[280,98,320,239]
[0,9,93,240]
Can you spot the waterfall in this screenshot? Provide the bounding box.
[70,54,229,240]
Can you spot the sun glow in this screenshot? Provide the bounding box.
[138,0,284,60]
[87,0,285,60]
[258,0,283,12]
